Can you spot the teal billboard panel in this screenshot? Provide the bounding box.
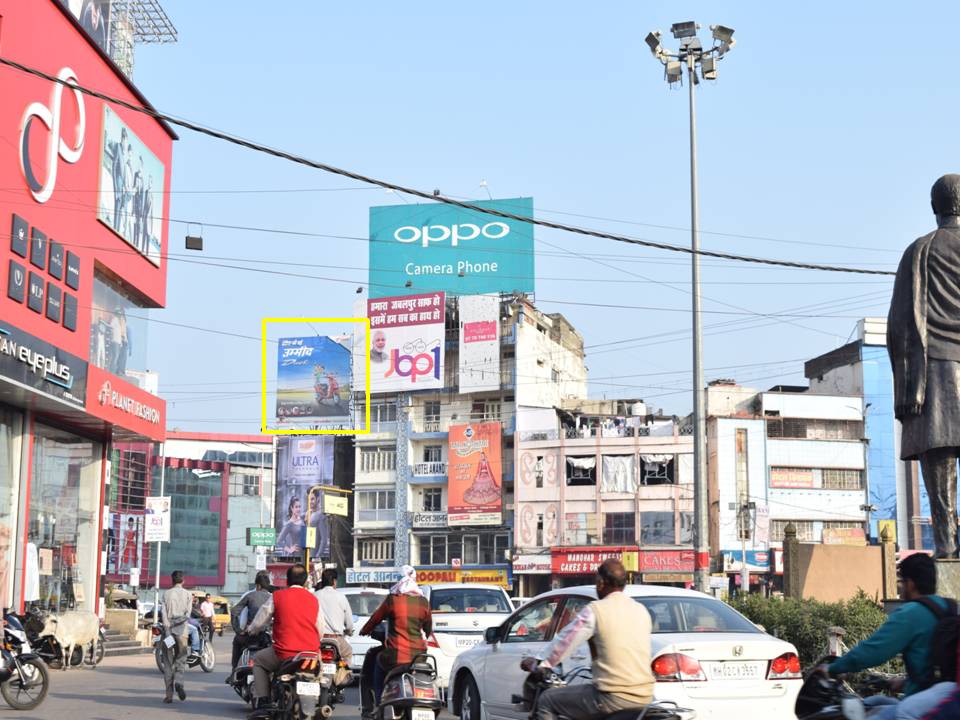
[368,197,534,298]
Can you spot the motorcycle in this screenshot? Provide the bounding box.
[795,660,877,720]
[152,620,216,673]
[260,649,331,719]
[230,631,272,706]
[360,624,443,720]
[15,607,104,668]
[513,661,695,720]
[1,612,51,710]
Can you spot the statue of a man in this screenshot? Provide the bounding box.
[888,174,960,557]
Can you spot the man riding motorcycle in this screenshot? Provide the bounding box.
[315,568,354,676]
[522,558,654,720]
[359,565,432,713]
[244,564,324,718]
[228,570,273,683]
[818,553,951,719]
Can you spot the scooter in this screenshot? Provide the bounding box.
[1,612,50,711]
[230,631,272,706]
[361,624,443,720]
[795,660,881,720]
[514,660,695,720]
[152,620,216,673]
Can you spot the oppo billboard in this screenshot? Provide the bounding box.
[368,197,534,298]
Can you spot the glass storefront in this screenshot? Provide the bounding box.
[0,406,24,610]
[26,423,102,613]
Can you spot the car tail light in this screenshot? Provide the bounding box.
[651,653,706,682]
[426,633,440,648]
[767,652,802,680]
[321,647,336,663]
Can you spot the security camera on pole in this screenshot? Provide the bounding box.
[645,22,736,593]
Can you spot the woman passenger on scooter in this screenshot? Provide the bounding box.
[359,565,433,711]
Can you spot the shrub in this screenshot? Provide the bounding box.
[727,590,898,671]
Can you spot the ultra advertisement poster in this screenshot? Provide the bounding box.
[447,421,503,526]
[274,436,333,561]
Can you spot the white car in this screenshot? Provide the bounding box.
[339,587,389,672]
[448,585,802,720]
[422,583,514,690]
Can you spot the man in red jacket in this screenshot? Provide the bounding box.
[245,564,324,716]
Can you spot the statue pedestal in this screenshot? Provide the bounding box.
[935,559,960,598]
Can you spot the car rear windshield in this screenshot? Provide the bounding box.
[347,593,387,616]
[634,596,761,634]
[430,588,511,614]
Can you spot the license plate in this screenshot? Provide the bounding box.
[246,675,254,684]
[708,661,762,680]
[455,637,480,649]
[296,681,321,697]
[321,663,337,675]
[412,710,434,720]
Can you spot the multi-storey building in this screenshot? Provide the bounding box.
[708,381,869,591]
[513,400,695,596]
[348,295,587,590]
[805,318,931,550]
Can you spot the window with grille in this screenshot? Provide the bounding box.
[771,519,815,542]
[566,456,596,486]
[360,538,394,563]
[369,403,398,424]
[424,445,442,463]
[418,535,446,565]
[822,469,864,490]
[641,511,675,545]
[766,418,863,440]
[603,512,636,544]
[471,400,501,421]
[535,456,544,488]
[422,488,443,512]
[640,456,675,486]
[360,447,396,473]
[358,490,395,521]
[229,472,260,497]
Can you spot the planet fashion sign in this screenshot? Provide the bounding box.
[368,198,534,298]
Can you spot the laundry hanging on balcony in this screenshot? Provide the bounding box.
[600,455,635,494]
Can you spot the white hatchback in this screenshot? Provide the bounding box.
[422,583,514,690]
[339,587,389,672]
[448,585,802,720]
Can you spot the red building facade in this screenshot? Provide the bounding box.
[0,0,173,613]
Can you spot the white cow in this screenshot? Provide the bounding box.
[39,611,100,670]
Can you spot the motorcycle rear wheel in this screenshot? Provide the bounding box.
[1,657,50,710]
[199,643,216,673]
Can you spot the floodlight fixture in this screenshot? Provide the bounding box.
[645,30,662,56]
[665,60,683,84]
[710,24,735,44]
[670,21,698,39]
[700,56,717,80]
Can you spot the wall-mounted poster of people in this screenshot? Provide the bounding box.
[97,106,165,266]
[274,437,333,560]
[107,512,143,576]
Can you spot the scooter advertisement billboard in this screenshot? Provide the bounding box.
[276,336,351,425]
[447,421,503,526]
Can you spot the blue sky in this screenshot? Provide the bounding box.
[129,2,960,432]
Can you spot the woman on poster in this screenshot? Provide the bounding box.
[276,497,306,554]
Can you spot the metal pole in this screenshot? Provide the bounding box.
[739,500,749,594]
[688,56,709,593]
[153,442,166,623]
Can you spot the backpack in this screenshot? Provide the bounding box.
[912,596,959,687]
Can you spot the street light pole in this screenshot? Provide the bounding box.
[645,22,736,594]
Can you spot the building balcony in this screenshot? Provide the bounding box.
[412,461,447,477]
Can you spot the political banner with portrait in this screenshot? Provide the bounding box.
[276,336,351,426]
[144,496,170,542]
[97,106,165,266]
[275,436,334,560]
[364,292,445,394]
[447,422,503,526]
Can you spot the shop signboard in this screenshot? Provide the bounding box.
[412,511,447,528]
[639,550,696,573]
[512,554,551,574]
[459,294,501,393]
[346,567,402,585]
[412,567,511,588]
[86,364,165,440]
[368,197,534,298]
[275,436,334,560]
[0,321,87,407]
[722,550,771,572]
[246,527,276,547]
[276,336,351,426]
[447,422,503,526]
[361,292,446,394]
[323,493,349,517]
[144,496,170,542]
[822,527,866,546]
[551,547,630,575]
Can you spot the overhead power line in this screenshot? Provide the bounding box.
[0,56,895,277]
